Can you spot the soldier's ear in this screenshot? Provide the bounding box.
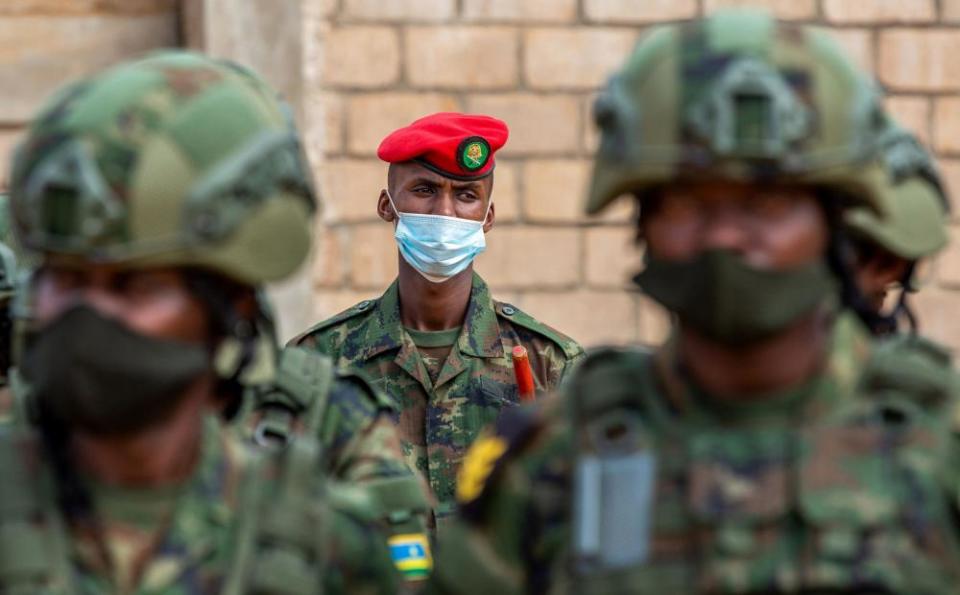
[377,190,396,223]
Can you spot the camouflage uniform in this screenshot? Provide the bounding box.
[433,315,960,594]
[235,344,436,585]
[294,272,583,524]
[4,51,399,593]
[238,353,414,484]
[0,194,17,398]
[430,11,960,595]
[0,416,399,594]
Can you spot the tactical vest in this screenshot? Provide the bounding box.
[243,346,337,451]
[241,347,433,583]
[0,423,333,594]
[557,341,960,595]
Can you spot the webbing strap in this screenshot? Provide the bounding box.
[224,439,327,595]
[0,429,74,594]
[222,450,266,595]
[253,348,334,448]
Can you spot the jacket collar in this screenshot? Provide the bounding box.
[356,272,504,363]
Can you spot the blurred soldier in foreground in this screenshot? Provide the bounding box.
[3,51,398,593]
[292,113,583,531]
[0,194,16,392]
[430,11,960,594]
[844,125,949,335]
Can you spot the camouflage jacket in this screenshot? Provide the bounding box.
[293,273,583,524]
[430,316,960,594]
[235,346,435,585]
[236,345,414,485]
[0,416,399,594]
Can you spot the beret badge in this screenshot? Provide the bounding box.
[457,136,491,172]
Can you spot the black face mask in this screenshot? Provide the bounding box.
[21,305,210,436]
[634,250,837,346]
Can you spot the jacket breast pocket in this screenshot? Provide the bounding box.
[479,377,520,407]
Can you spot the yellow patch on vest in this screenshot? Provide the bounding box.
[456,433,508,504]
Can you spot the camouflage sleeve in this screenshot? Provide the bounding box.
[322,374,436,587]
[321,374,411,483]
[324,496,403,595]
[557,348,585,389]
[428,404,570,595]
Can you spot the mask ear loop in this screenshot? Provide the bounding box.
[385,190,402,221]
[481,197,494,227]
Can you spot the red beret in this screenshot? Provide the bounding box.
[377,112,509,180]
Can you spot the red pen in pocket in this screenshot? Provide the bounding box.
[512,345,536,403]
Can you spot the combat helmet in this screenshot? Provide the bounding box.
[845,124,949,263]
[587,9,889,216]
[843,124,949,332]
[8,50,316,285]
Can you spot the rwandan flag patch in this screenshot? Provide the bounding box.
[388,533,433,580]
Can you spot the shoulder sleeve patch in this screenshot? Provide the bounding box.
[495,301,584,360]
[288,298,379,347]
[455,433,508,505]
[456,405,542,522]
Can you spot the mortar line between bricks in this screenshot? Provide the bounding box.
[313,19,927,35]
[922,96,936,149]
[517,24,529,90]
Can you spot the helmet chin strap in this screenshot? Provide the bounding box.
[183,270,263,418]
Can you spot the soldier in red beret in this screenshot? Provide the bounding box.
[291,112,583,539]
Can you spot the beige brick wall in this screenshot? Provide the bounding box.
[309,0,960,351]
[5,0,960,353]
[0,0,179,180]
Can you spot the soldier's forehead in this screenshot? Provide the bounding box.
[392,162,489,190]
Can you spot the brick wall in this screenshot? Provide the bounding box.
[0,1,180,181]
[4,1,960,351]
[307,0,960,350]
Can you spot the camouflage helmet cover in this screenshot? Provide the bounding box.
[9,51,316,285]
[587,9,889,215]
[845,124,949,260]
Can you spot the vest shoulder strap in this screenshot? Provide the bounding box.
[250,347,335,449]
[224,437,328,595]
[0,427,75,594]
[566,345,657,422]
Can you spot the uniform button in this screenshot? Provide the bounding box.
[356,300,372,311]
[502,305,516,316]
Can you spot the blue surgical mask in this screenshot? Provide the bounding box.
[387,191,491,283]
